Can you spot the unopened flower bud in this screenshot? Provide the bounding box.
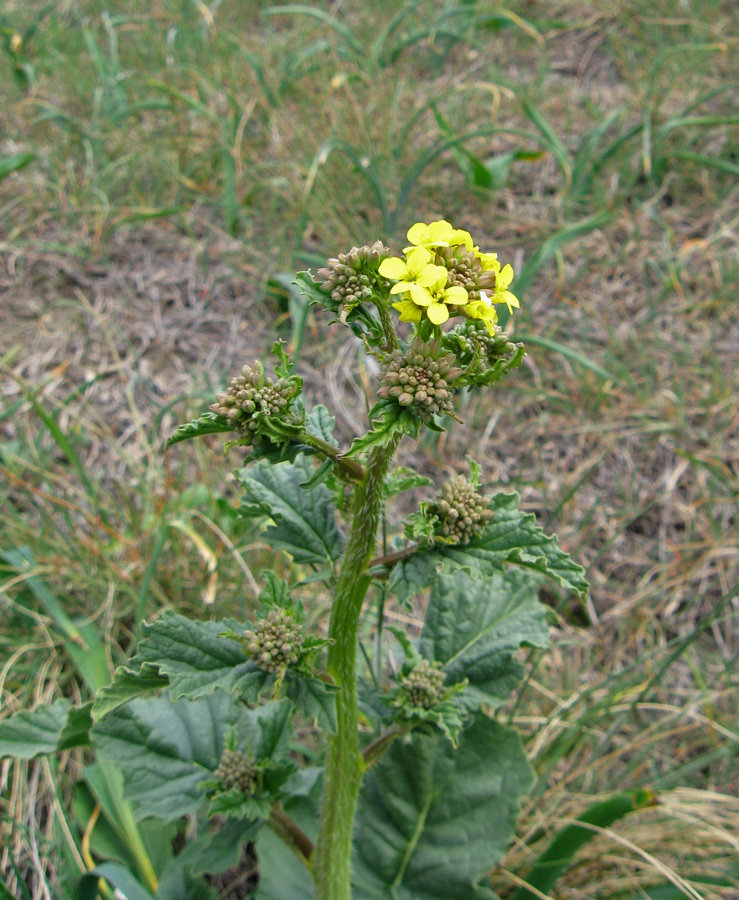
[209,362,300,442]
[395,659,447,710]
[377,339,460,421]
[426,474,493,544]
[243,609,304,673]
[213,749,258,795]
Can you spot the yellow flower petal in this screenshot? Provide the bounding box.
[416,263,448,289]
[427,220,454,243]
[392,299,422,323]
[410,284,433,307]
[427,302,450,324]
[379,257,408,280]
[406,222,431,246]
[405,246,432,275]
[442,285,469,306]
[390,281,412,295]
[500,290,519,312]
[497,263,514,290]
[476,251,499,273]
[449,228,473,250]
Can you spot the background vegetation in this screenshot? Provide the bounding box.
[1,0,737,898]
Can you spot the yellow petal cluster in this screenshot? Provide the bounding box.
[380,220,520,330]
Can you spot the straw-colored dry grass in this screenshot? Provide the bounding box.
[1,0,738,897]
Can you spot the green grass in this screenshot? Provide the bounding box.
[1,0,738,897]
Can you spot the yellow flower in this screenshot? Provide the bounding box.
[404,220,473,253]
[464,293,499,334]
[491,263,519,314]
[394,269,469,325]
[379,247,446,296]
[475,250,499,272]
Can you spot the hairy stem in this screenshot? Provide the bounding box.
[312,435,402,900]
[268,804,314,866]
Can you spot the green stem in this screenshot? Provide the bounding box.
[312,435,402,900]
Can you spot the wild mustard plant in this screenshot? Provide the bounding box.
[0,221,587,900]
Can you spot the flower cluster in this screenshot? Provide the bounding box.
[213,749,258,796]
[379,220,519,332]
[243,609,304,673]
[377,338,461,421]
[316,241,390,317]
[394,659,447,710]
[210,362,300,440]
[425,474,493,544]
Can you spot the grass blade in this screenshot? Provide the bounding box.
[0,152,35,182]
[511,334,616,382]
[520,98,572,189]
[511,789,658,900]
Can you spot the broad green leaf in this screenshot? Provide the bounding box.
[254,789,319,900]
[91,663,170,719]
[353,714,534,900]
[174,819,262,877]
[0,700,92,760]
[346,400,422,457]
[389,492,588,604]
[286,675,337,732]
[421,570,550,711]
[75,862,157,900]
[165,411,233,449]
[93,694,293,821]
[237,455,345,564]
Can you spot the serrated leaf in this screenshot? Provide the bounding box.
[346,400,421,457]
[384,466,434,497]
[390,491,588,603]
[93,613,270,718]
[236,455,345,564]
[353,714,534,900]
[0,700,92,760]
[305,404,338,447]
[165,412,233,449]
[285,674,337,732]
[421,570,550,711]
[92,694,293,821]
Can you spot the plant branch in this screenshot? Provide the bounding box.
[368,543,419,573]
[362,724,404,770]
[268,804,315,868]
[301,433,366,483]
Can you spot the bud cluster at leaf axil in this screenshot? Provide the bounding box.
[243,609,304,673]
[395,659,447,710]
[316,241,390,313]
[377,338,461,421]
[213,748,258,796]
[426,474,494,544]
[209,361,301,440]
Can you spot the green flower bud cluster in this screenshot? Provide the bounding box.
[396,659,447,710]
[243,609,304,673]
[213,749,258,795]
[209,362,300,438]
[426,475,493,544]
[436,245,497,305]
[451,321,520,367]
[316,241,390,307]
[377,339,461,421]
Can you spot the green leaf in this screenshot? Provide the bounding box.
[0,152,35,183]
[75,862,157,900]
[92,694,293,821]
[390,492,588,604]
[346,400,421,457]
[165,411,233,449]
[0,700,92,759]
[511,789,658,900]
[175,819,262,877]
[295,271,385,347]
[384,467,434,498]
[285,675,337,732]
[236,455,345,564]
[254,790,319,900]
[305,404,338,447]
[353,714,534,900]
[421,570,550,711]
[93,613,270,718]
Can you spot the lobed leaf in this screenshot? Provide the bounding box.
[389,491,588,604]
[353,713,534,900]
[421,570,550,711]
[236,455,345,565]
[92,693,293,822]
[0,700,92,760]
[346,400,422,457]
[165,411,233,449]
